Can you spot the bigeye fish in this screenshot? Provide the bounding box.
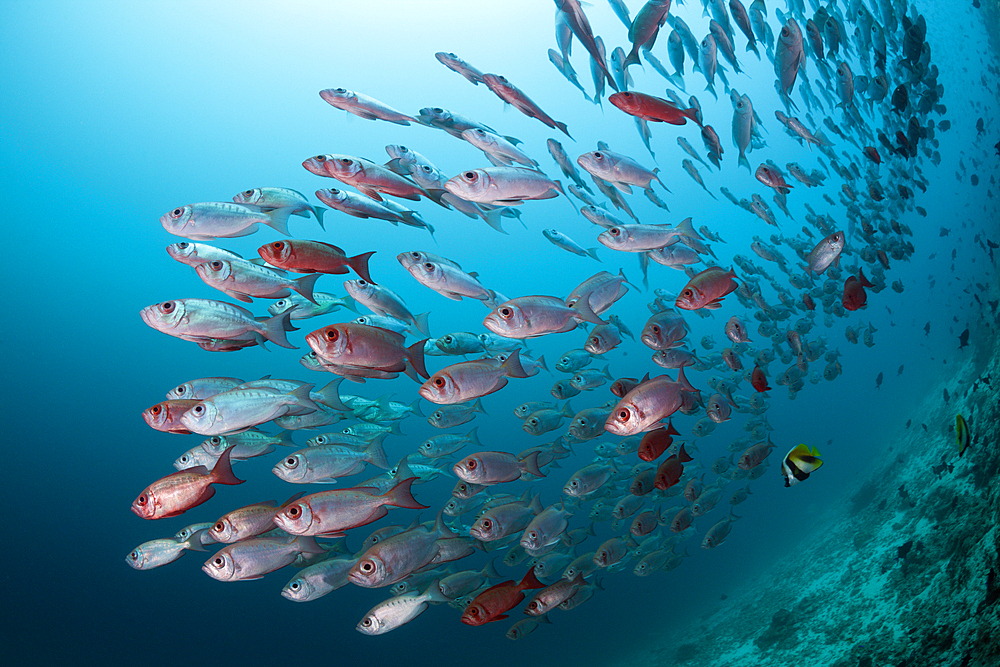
[202,535,324,582]
[357,580,450,635]
[131,448,244,520]
[282,555,357,602]
[160,202,295,240]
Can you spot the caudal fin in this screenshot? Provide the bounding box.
[209,447,245,486]
[348,251,376,284]
[406,339,430,379]
[263,206,296,236]
[293,273,322,305]
[385,476,427,509]
[262,311,297,349]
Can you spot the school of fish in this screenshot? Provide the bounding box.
[130,0,952,638]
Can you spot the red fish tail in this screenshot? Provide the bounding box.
[858,267,874,288]
[678,443,693,463]
[384,476,428,509]
[406,339,430,379]
[348,251,376,284]
[210,447,245,486]
[518,567,545,591]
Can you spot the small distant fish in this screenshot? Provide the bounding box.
[956,415,970,457]
[958,328,970,349]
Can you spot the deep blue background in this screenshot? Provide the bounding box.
[2,1,996,665]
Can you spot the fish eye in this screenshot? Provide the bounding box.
[340,158,351,164]
[434,412,442,420]
[325,329,339,341]
[482,519,492,528]
[315,436,328,444]
[362,618,372,627]
[271,241,284,250]
[177,242,189,249]
[618,408,630,421]
[594,151,603,159]
[398,145,407,152]
[130,551,139,561]
[610,228,620,236]
[290,582,300,591]
[529,418,538,426]
[210,437,222,445]
[651,325,660,333]
[432,107,443,113]
[192,405,204,415]
[433,377,445,387]
[683,289,693,297]
[424,262,435,270]
[213,522,225,532]
[622,92,631,98]
[213,557,224,568]
[468,608,479,616]
[361,561,374,573]
[161,301,174,312]
[443,335,453,343]
[210,260,223,269]
[499,308,512,318]
[150,405,161,415]
[285,457,298,467]
[175,386,186,395]
[137,495,147,505]
[180,455,189,463]
[288,505,301,518]
[314,155,325,161]
[464,171,476,179]
[334,87,346,93]
[357,279,367,286]
[243,189,254,196]
[170,208,183,217]
[466,459,477,469]
[570,480,578,487]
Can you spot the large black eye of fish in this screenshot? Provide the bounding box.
[651,325,660,333]
[499,308,512,318]
[357,279,367,286]
[424,262,435,270]
[621,92,631,98]
[683,289,694,298]
[360,561,374,573]
[288,506,301,518]
[171,208,183,217]
[464,171,476,179]
[334,87,346,93]
[466,459,477,469]
[161,301,174,312]
[594,152,603,159]
[481,519,492,529]
[618,408,631,421]
[314,155,326,161]
[130,551,139,561]
[192,405,204,415]
[214,522,225,532]
[434,377,445,387]
[443,336,453,343]
[149,405,161,415]
[340,158,351,164]
[243,189,254,196]
[432,107,443,113]
[325,329,339,342]
[610,228,620,236]
[177,242,189,249]
[210,437,222,445]
[213,557,224,567]
[136,495,147,505]
[285,457,298,467]
[210,260,223,269]
[290,582,300,591]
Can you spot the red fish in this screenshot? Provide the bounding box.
[637,421,681,462]
[461,568,545,625]
[751,365,771,392]
[653,443,693,490]
[802,294,815,310]
[675,267,739,310]
[842,268,874,311]
[132,448,244,520]
[862,146,881,164]
[608,91,702,126]
[258,240,374,283]
[305,323,428,381]
[755,165,793,195]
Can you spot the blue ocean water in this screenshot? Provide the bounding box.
[3,1,998,665]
